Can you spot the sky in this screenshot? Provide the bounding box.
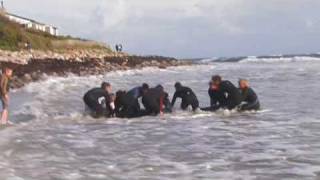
[4,0,320,58]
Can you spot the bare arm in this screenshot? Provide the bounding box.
[0,76,8,96]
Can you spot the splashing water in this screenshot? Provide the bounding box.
[1,61,320,180]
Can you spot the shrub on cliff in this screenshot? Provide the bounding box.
[0,14,112,53]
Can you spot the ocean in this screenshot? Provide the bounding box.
[1,55,320,179]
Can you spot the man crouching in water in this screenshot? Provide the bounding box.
[0,67,13,125]
[142,85,172,116]
[238,79,260,111]
[83,82,115,118]
[202,75,242,111]
[171,82,199,112]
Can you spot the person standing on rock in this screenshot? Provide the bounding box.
[115,44,119,52]
[0,67,13,125]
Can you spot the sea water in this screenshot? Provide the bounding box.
[1,58,320,179]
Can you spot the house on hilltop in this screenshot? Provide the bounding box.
[0,1,59,36]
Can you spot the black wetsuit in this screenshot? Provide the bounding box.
[202,80,241,111]
[171,86,199,111]
[219,80,242,110]
[127,86,143,99]
[115,90,146,118]
[142,87,172,115]
[201,88,226,112]
[239,87,260,111]
[83,88,113,118]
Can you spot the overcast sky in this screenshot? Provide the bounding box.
[5,0,320,58]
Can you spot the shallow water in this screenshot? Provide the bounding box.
[1,60,320,180]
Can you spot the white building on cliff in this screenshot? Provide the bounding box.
[0,1,59,36]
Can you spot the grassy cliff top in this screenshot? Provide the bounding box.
[0,14,113,53]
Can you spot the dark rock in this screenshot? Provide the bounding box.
[1,55,191,89]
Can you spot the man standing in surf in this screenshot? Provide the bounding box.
[0,67,13,125]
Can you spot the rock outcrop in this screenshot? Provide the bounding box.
[0,50,191,89]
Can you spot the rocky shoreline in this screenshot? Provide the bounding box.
[0,54,191,89]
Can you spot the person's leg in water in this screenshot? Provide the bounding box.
[239,101,260,111]
[145,99,160,116]
[180,99,190,110]
[201,105,220,112]
[191,99,200,112]
[181,96,199,112]
[1,96,9,125]
[225,97,240,110]
[83,97,104,118]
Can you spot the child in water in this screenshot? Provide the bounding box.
[0,67,13,125]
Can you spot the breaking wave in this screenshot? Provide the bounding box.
[197,54,320,63]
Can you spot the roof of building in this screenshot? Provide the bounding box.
[6,12,58,29]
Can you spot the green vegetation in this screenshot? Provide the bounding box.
[0,14,113,52]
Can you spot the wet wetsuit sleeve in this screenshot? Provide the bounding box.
[240,88,248,102]
[171,91,178,106]
[160,95,164,113]
[208,89,217,106]
[133,88,141,99]
[239,88,260,111]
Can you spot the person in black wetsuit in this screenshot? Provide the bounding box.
[213,75,242,110]
[171,82,199,111]
[201,81,227,112]
[238,79,260,111]
[142,85,172,116]
[83,82,115,118]
[115,89,149,118]
[114,83,149,118]
[209,75,242,110]
[127,83,149,100]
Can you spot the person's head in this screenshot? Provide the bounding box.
[209,81,218,90]
[239,79,249,89]
[101,82,112,93]
[141,83,149,94]
[174,82,182,90]
[142,83,149,90]
[211,75,222,86]
[3,67,13,77]
[156,85,164,91]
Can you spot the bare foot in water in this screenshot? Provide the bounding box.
[1,121,13,125]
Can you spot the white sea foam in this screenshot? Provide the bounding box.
[240,56,320,63]
[2,61,319,180]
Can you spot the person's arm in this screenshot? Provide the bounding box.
[133,88,140,99]
[171,92,178,107]
[160,95,164,115]
[208,89,217,107]
[240,88,249,102]
[0,76,8,97]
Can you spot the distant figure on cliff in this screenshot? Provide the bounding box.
[0,67,13,125]
[115,44,123,53]
[118,44,123,52]
[115,44,119,52]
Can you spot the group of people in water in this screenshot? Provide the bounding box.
[83,75,260,118]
